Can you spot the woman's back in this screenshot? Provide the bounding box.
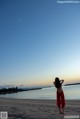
[53,77,64,92]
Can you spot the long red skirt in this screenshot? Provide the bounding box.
[56,90,65,108]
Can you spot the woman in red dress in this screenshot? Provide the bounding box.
[53,77,65,114]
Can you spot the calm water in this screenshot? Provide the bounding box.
[0,85,80,100]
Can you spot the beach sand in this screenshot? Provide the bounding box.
[0,98,80,119]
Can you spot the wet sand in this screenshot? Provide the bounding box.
[0,98,80,119]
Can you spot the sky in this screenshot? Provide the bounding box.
[0,0,80,87]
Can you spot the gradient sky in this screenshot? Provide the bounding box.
[0,0,80,86]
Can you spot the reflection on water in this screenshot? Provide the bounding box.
[0,85,80,100]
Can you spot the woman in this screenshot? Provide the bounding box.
[53,77,65,114]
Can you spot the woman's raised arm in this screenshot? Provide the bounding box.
[60,80,64,85]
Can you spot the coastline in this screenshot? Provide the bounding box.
[0,98,80,119]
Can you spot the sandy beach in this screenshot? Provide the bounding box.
[0,98,80,119]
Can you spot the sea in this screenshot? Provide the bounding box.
[0,85,80,100]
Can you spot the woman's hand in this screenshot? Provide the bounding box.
[60,80,64,84]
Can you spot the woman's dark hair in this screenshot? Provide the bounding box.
[55,77,61,88]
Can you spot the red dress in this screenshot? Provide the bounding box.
[56,90,65,108]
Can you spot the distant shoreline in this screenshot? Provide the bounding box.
[0,83,80,95]
[65,82,80,86]
[0,87,42,95]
